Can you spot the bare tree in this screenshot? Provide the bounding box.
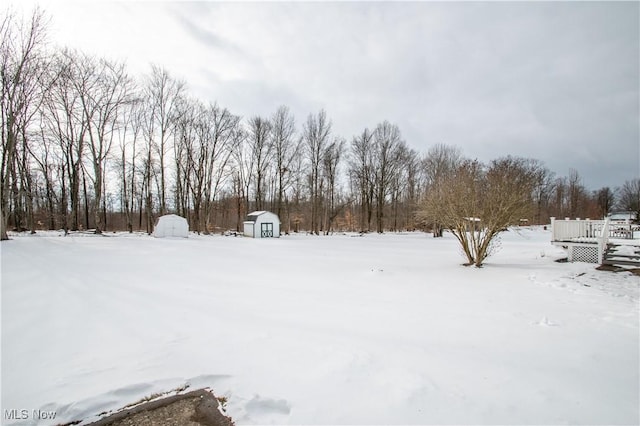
[530,162,555,224]
[349,128,375,232]
[422,144,463,185]
[389,145,418,231]
[143,65,185,216]
[594,187,615,219]
[231,127,253,229]
[421,144,463,236]
[32,111,63,230]
[567,168,585,218]
[116,94,143,232]
[303,109,331,234]
[617,178,640,221]
[41,49,91,231]
[546,169,593,219]
[201,104,240,233]
[78,56,133,234]
[1,8,48,239]
[322,137,346,234]
[138,67,184,233]
[417,156,537,267]
[173,98,240,233]
[372,121,406,233]
[246,116,272,211]
[286,146,305,233]
[172,96,197,219]
[140,105,156,233]
[401,148,421,230]
[549,176,567,218]
[70,55,96,232]
[270,105,300,229]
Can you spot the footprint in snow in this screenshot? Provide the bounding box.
[534,316,560,327]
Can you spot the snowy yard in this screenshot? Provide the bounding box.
[1,228,638,425]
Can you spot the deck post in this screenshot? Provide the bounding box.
[597,218,611,264]
[597,244,604,264]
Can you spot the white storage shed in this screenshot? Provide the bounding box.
[153,214,189,238]
[243,211,280,238]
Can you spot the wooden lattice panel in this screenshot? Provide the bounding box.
[571,245,598,263]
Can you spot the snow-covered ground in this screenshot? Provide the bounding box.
[1,228,638,425]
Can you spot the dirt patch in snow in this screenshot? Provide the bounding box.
[84,389,233,426]
[596,264,640,275]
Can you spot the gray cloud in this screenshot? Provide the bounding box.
[43,1,638,189]
[209,2,638,188]
[168,4,242,55]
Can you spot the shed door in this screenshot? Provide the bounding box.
[261,222,274,238]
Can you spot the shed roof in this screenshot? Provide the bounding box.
[245,210,276,222]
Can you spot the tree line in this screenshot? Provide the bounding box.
[2,9,639,240]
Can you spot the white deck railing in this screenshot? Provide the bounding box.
[550,217,610,263]
[550,218,607,241]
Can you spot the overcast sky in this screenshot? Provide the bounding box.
[12,1,640,190]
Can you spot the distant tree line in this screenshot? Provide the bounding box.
[2,9,639,240]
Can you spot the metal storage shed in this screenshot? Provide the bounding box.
[243,211,280,238]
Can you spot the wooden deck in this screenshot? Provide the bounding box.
[551,217,640,266]
[550,218,609,263]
